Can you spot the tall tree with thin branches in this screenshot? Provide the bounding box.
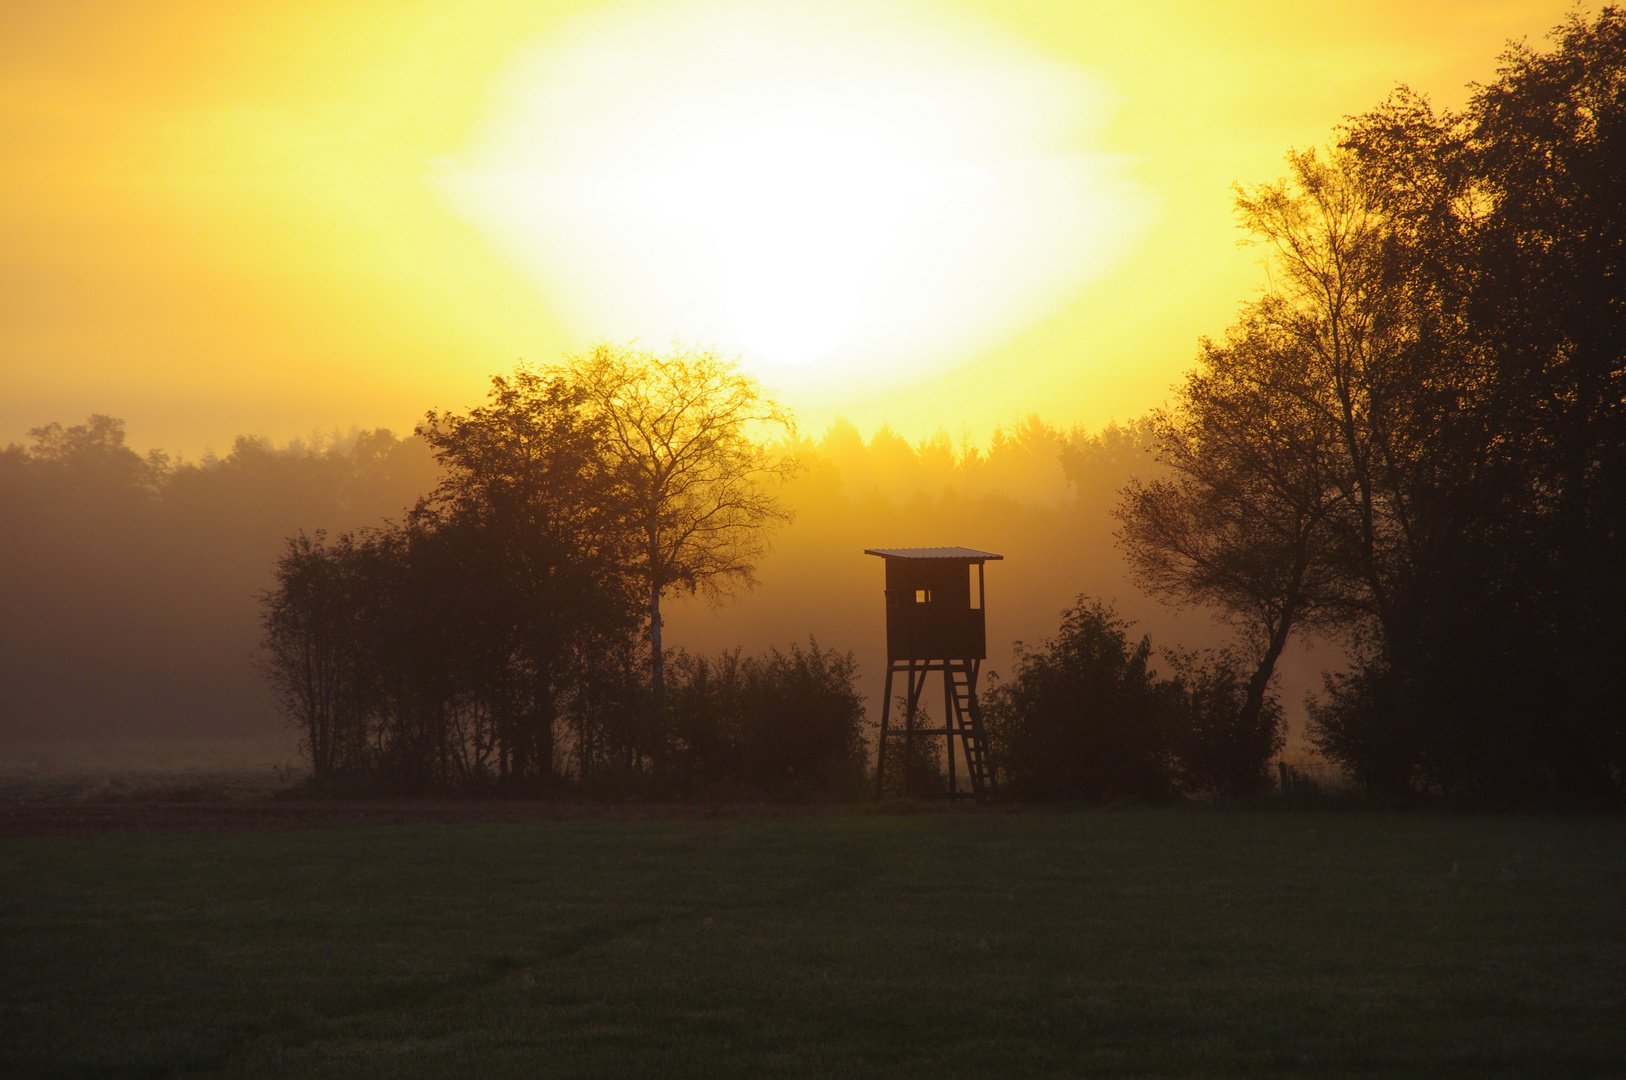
[1117,306,1347,750]
[568,343,800,720]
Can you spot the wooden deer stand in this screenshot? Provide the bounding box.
[866,547,1003,800]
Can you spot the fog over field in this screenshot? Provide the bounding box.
[0,413,1330,757]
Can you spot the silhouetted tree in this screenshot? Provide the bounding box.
[12,415,169,497]
[1122,10,1626,802]
[1165,647,1286,796]
[416,367,641,786]
[1113,144,1430,785]
[1319,9,1626,800]
[1232,150,1426,626]
[1116,308,1347,756]
[256,367,656,793]
[569,343,799,721]
[259,532,374,776]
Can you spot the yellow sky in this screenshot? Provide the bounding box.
[0,0,1577,458]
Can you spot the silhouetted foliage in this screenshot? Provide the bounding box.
[1165,647,1287,797]
[1302,662,1415,795]
[1315,9,1626,802]
[2,395,1183,780]
[983,599,1285,802]
[571,342,800,719]
[255,361,841,796]
[664,640,867,797]
[1120,10,1626,803]
[259,532,374,777]
[1116,310,1348,763]
[258,369,652,793]
[985,600,1150,803]
[415,366,643,787]
[872,697,949,799]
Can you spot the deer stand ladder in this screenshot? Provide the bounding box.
[875,658,994,800]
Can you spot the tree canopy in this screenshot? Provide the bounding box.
[569,342,800,715]
[1118,8,1626,803]
[258,352,811,794]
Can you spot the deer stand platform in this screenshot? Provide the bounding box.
[866,547,1003,801]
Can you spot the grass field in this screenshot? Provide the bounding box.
[3,809,1624,1078]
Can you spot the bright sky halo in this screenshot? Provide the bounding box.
[443,0,1151,389]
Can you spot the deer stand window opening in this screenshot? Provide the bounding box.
[865,546,1003,801]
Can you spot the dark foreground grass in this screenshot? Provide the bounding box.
[2,809,1624,1079]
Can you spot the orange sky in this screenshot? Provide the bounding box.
[1,0,1579,458]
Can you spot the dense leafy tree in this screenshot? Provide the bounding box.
[1122,10,1626,802]
[256,358,822,795]
[257,369,646,792]
[259,532,374,777]
[983,597,1284,802]
[1322,10,1626,801]
[416,367,642,785]
[1165,646,1286,797]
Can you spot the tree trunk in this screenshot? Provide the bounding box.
[1240,559,1306,758]
[536,688,556,788]
[1241,611,1293,739]
[650,576,664,722]
[647,508,665,736]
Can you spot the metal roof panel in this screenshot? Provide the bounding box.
[863,546,1004,561]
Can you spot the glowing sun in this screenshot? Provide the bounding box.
[444,0,1149,385]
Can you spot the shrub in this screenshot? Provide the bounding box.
[1166,648,1285,797]
[665,640,868,797]
[874,697,948,798]
[984,598,1286,802]
[982,599,1183,803]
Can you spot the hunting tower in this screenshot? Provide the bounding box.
[865,546,1003,800]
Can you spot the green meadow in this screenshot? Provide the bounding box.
[3,810,1624,1079]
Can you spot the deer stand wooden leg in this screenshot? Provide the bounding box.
[874,664,895,799]
[902,661,924,797]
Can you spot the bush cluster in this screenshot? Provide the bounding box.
[258,360,863,798]
[982,598,1283,802]
[663,642,869,799]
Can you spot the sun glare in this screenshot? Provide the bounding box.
[443,0,1149,387]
